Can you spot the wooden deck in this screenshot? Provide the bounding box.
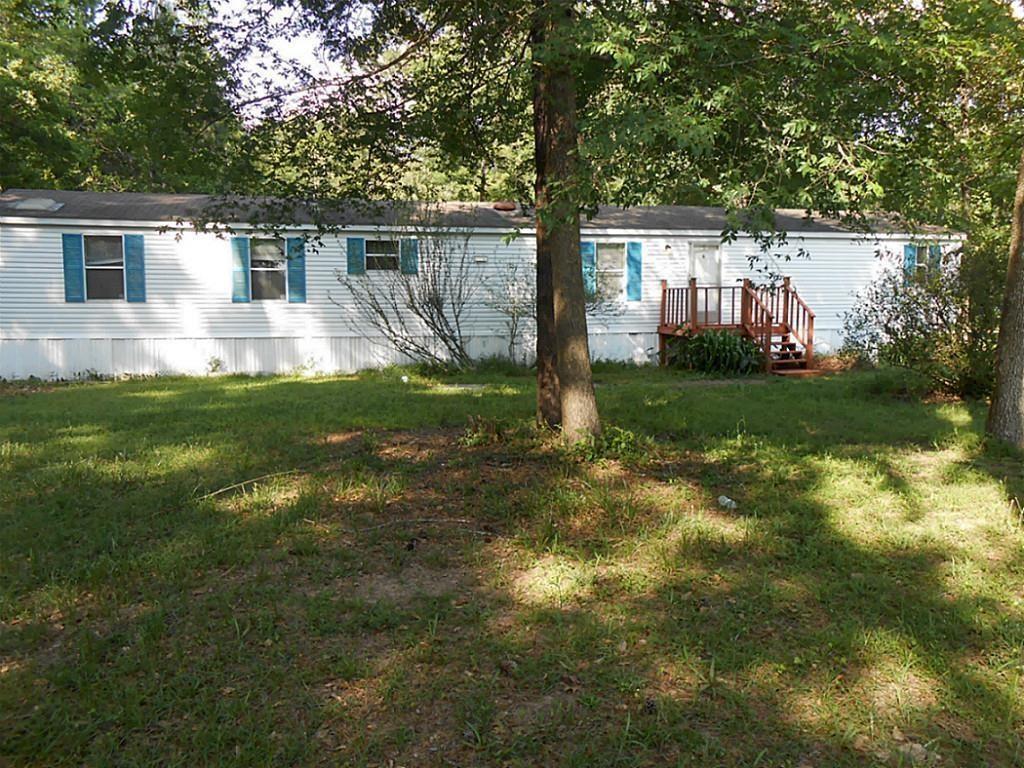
[658,277,817,375]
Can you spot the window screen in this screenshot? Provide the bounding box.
[250,238,286,300]
[366,239,400,271]
[84,235,125,299]
[596,242,625,297]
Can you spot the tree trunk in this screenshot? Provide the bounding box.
[532,0,600,441]
[532,20,560,428]
[987,146,1024,447]
[534,222,562,427]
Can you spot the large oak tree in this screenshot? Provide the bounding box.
[988,148,1024,447]
[225,0,964,438]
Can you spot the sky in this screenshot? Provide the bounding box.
[214,0,1024,113]
[217,0,342,109]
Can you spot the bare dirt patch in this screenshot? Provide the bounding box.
[671,377,770,388]
[351,565,468,604]
[0,380,65,397]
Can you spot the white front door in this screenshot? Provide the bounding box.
[691,244,722,324]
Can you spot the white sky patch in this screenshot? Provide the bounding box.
[215,0,347,117]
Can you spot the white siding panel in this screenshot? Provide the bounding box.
[0,334,655,378]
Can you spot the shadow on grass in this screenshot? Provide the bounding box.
[1,371,1021,766]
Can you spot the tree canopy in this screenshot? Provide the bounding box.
[0,0,250,191]
[5,0,1023,238]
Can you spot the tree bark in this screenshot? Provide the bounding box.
[531,0,600,441]
[987,146,1024,447]
[532,19,560,428]
[534,222,562,427]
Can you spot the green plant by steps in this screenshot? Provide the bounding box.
[666,330,762,375]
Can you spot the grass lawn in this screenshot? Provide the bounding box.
[1,366,1022,767]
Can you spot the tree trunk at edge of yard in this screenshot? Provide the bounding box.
[535,225,562,428]
[987,146,1024,447]
[532,16,560,429]
[532,0,600,442]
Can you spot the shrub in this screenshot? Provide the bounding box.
[568,425,654,463]
[841,250,998,397]
[470,356,533,377]
[666,330,762,375]
[859,367,934,401]
[460,415,514,445]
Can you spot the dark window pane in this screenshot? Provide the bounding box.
[597,243,624,270]
[84,236,124,267]
[251,238,285,269]
[367,255,399,271]
[252,270,286,300]
[366,239,399,255]
[86,268,124,299]
[598,272,622,295]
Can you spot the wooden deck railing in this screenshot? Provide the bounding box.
[743,282,775,369]
[658,276,816,368]
[777,277,816,367]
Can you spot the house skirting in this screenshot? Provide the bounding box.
[0,333,668,379]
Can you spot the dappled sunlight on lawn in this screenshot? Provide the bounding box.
[1,370,1021,766]
[508,554,597,607]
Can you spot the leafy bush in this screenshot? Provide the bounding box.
[461,415,516,446]
[666,330,762,375]
[859,367,934,401]
[841,251,998,397]
[568,425,654,463]
[470,356,533,377]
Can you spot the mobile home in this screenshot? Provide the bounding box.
[0,189,957,379]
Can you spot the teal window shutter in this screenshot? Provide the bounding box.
[903,244,917,275]
[62,233,85,303]
[581,241,597,297]
[346,237,366,275]
[124,234,146,302]
[231,237,251,303]
[928,244,942,271]
[400,238,419,275]
[286,237,306,303]
[626,241,642,301]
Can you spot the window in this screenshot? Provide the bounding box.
[905,243,943,280]
[913,245,929,277]
[250,238,287,300]
[84,235,125,299]
[596,242,625,297]
[365,239,400,271]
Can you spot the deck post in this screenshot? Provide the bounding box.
[658,280,668,366]
[741,278,751,328]
[688,277,698,330]
[806,313,815,368]
[781,276,791,330]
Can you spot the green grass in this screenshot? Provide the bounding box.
[1,367,1022,766]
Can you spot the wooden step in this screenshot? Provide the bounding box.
[771,367,824,377]
[771,360,807,370]
[772,350,804,361]
[771,347,805,359]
